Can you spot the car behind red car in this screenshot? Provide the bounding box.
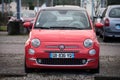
[24,6,101,73]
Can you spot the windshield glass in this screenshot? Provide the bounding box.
[35,10,91,30]
[109,7,120,18]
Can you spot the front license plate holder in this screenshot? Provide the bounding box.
[50,53,74,58]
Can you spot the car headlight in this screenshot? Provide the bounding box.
[31,38,40,47]
[84,39,93,48]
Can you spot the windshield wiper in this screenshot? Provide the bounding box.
[34,27,50,29]
[49,26,83,30]
[34,26,91,30]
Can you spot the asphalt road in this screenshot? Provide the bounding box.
[0,32,120,80]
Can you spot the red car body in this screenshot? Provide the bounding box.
[24,6,100,73]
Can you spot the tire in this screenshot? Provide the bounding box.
[92,65,100,73]
[25,64,31,73]
[87,61,100,73]
[99,34,102,38]
[95,28,99,36]
[24,60,34,73]
[96,32,99,36]
[103,35,109,42]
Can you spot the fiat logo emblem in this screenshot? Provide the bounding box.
[59,45,65,51]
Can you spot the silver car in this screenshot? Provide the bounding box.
[94,8,106,35]
[98,5,120,42]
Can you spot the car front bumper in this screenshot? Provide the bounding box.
[25,57,99,69]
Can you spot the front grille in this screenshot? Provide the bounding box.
[44,50,79,53]
[46,45,79,49]
[37,58,87,65]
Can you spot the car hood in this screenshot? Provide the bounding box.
[30,29,96,42]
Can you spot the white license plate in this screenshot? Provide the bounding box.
[50,53,74,58]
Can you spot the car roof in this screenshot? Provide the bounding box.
[21,10,35,13]
[40,5,86,11]
[108,5,120,8]
[106,5,120,13]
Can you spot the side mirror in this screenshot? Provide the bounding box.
[23,22,33,28]
[95,23,103,28]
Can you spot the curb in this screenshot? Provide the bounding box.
[94,75,120,80]
[0,73,27,77]
[100,43,120,46]
[0,41,25,44]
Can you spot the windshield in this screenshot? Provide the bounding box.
[35,10,91,30]
[109,7,120,18]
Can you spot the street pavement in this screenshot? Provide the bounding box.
[0,32,120,80]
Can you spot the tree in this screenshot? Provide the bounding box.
[0,0,13,4]
[107,0,120,5]
[53,0,80,6]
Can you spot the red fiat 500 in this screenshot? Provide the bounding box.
[24,6,101,73]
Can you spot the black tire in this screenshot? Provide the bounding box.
[99,34,102,38]
[24,60,34,73]
[103,35,109,42]
[25,63,29,73]
[96,32,99,36]
[87,62,100,73]
[91,65,100,73]
[95,28,99,36]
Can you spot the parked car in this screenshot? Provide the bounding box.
[24,6,100,73]
[7,10,35,35]
[96,5,120,42]
[94,8,106,35]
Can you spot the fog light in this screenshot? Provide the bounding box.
[28,49,35,55]
[82,59,87,64]
[89,49,96,56]
[37,59,42,63]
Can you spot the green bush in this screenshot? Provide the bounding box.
[0,26,7,31]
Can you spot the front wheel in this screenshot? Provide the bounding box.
[24,61,34,73]
[91,66,99,73]
[87,62,100,73]
[25,65,31,73]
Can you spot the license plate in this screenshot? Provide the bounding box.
[116,25,120,29]
[50,53,74,58]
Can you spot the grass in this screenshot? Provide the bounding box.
[0,26,7,31]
